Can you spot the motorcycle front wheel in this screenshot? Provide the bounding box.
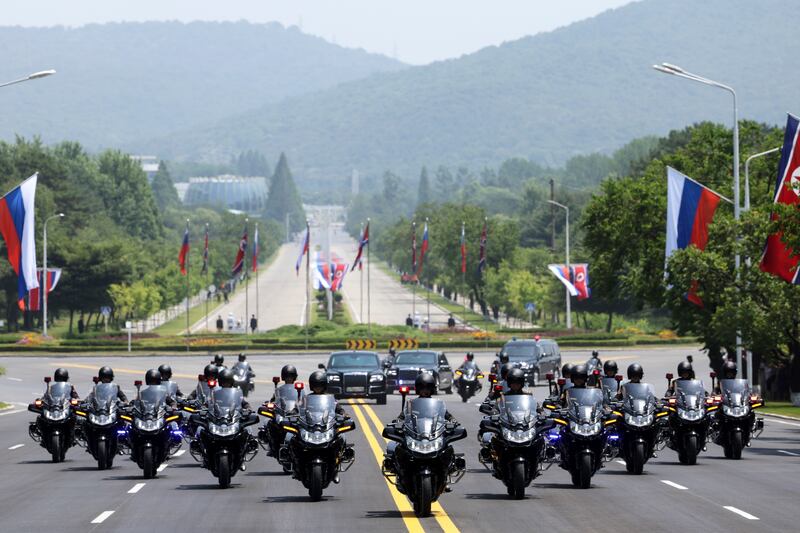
[217,453,231,488]
[97,439,108,470]
[50,433,62,463]
[508,461,526,499]
[142,447,156,479]
[309,463,324,501]
[414,473,433,517]
[728,430,743,460]
[681,434,698,465]
[626,441,645,475]
[572,452,592,489]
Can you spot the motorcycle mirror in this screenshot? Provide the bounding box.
[709,371,716,379]
[557,378,566,386]
[546,373,554,381]
[592,369,600,376]
[197,374,204,381]
[93,376,99,384]
[665,373,673,381]
[687,355,694,363]
[493,384,503,392]
[44,376,51,383]
[272,376,281,385]
[318,363,326,370]
[615,375,623,382]
[134,380,142,387]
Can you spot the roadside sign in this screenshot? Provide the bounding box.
[525,302,536,312]
[100,306,111,317]
[125,321,132,330]
[345,339,377,350]
[389,338,420,350]
[208,284,216,293]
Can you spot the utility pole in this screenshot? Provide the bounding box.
[550,178,555,251]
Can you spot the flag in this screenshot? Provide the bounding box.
[296,225,309,275]
[0,174,39,304]
[761,113,800,283]
[231,224,247,276]
[330,262,350,291]
[252,224,259,272]
[27,268,62,312]
[201,225,209,275]
[548,264,591,300]
[665,166,724,305]
[351,222,369,272]
[477,220,487,276]
[178,226,189,275]
[313,255,331,290]
[417,222,429,276]
[411,223,417,273]
[460,222,467,274]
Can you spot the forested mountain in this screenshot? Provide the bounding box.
[147,0,800,182]
[0,21,405,148]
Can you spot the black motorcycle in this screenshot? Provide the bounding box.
[281,393,356,501]
[190,387,259,488]
[455,364,483,403]
[382,389,467,517]
[258,378,304,472]
[75,380,124,469]
[478,395,546,499]
[664,377,710,465]
[710,376,764,460]
[120,381,183,479]
[549,387,616,488]
[614,382,668,474]
[27,377,78,463]
[232,361,255,398]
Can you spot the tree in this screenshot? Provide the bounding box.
[417,167,431,207]
[151,161,180,212]
[264,153,305,233]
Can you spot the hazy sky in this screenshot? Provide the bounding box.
[6,0,636,64]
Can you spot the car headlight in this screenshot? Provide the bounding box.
[44,408,68,421]
[327,374,341,382]
[502,427,536,443]
[370,374,384,383]
[89,413,115,426]
[387,369,398,376]
[722,405,750,417]
[134,418,165,431]
[405,435,443,454]
[569,421,601,436]
[300,428,334,444]
[624,413,654,427]
[208,421,240,436]
[678,408,704,421]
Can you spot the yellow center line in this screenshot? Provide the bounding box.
[357,399,460,533]
[349,402,425,533]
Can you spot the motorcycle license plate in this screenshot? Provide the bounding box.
[346,387,365,393]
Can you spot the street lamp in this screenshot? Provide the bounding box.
[654,62,743,376]
[0,69,56,89]
[42,213,64,337]
[744,147,781,211]
[547,200,571,330]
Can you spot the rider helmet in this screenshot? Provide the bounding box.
[721,360,737,379]
[98,366,114,382]
[415,372,436,396]
[627,363,644,381]
[603,360,618,376]
[54,368,70,382]
[571,364,588,387]
[145,369,162,385]
[157,364,172,380]
[309,370,327,393]
[218,369,235,388]
[677,361,693,379]
[506,368,525,391]
[281,364,298,382]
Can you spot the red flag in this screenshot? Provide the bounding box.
[460,222,467,274]
[351,222,369,272]
[231,224,247,276]
[178,227,189,275]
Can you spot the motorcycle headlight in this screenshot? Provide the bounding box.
[405,435,444,454]
[300,428,335,444]
[44,408,68,421]
[208,422,240,436]
[502,427,536,444]
[569,421,601,436]
[370,374,384,383]
[624,413,654,427]
[678,408,704,421]
[134,418,165,431]
[722,405,750,417]
[89,413,115,426]
[327,374,341,382]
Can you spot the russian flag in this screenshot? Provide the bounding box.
[28,268,62,312]
[665,167,724,305]
[178,227,189,275]
[0,174,39,304]
[416,222,429,276]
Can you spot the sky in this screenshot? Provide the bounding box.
[5,0,636,65]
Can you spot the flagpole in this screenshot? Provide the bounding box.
[244,218,249,335]
[367,218,371,336]
[426,217,430,349]
[255,222,259,334]
[461,221,466,330]
[360,222,364,324]
[185,219,190,351]
[204,223,209,332]
[412,220,416,326]
[305,219,310,351]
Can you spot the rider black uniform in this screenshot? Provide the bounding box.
[271,364,302,403]
[187,364,220,402]
[158,364,183,400]
[143,369,176,407]
[218,369,251,410]
[308,370,346,416]
[53,368,80,399]
[616,363,644,400]
[92,366,127,402]
[666,361,694,396]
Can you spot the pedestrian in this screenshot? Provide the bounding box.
[77,316,85,334]
[227,312,235,331]
[216,315,224,333]
[447,314,456,328]
[413,313,421,328]
[250,314,257,333]
[405,314,413,327]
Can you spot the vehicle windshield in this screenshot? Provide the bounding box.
[502,343,539,361]
[498,395,537,428]
[300,394,337,428]
[404,397,447,439]
[232,364,248,378]
[329,352,380,369]
[138,385,168,416]
[566,388,604,423]
[276,384,303,411]
[92,383,119,412]
[46,382,72,404]
[395,351,437,367]
[720,379,749,407]
[623,383,656,415]
[676,380,706,410]
[209,387,243,422]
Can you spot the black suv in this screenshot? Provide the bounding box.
[322,351,387,404]
[385,350,454,394]
[494,338,561,386]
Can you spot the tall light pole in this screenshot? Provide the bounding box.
[42,213,64,337]
[654,62,742,376]
[0,69,56,89]
[547,200,571,330]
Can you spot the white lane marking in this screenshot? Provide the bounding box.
[0,409,25,417]
[724,506,759,520]
[173,450,185,457]
[128,483,146,494]
[7,377,22,382]
[615,460,626,465]
[660,480,688,490]
[768,418,800,428]
[8,444,24,450]
[777,449,800,456]
[91,511,114,524]
[157,462,169,472]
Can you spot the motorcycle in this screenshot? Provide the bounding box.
[281,389,356,501]
[120,380,183,479]
[382,387,467,517]
[478,394,547,499]
[258,377,304,472]
[232,361,255,397]
[190,387,259,488]
[27,377,78,463]
[664,375,710,465]
[614,382,668,474]
[709,374,764,460]
[455,364,484,403]
[549,387,617,488]
[74,379,123,469]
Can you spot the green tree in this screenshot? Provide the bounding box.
[417,166,431,207]
[151,161,180,212]
[264,153,305,233]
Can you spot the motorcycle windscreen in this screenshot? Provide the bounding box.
[405,397,447,439]
[46,382,72,404]
[232,363,249,379]
[675,380,706,410]
[461,363,478,379]
[209,388,243,421]
[601,377,620,392]
[300,394,336,428]
[92,383,119,412]
[622,383,656,415]
[566,388,604,423]
[276,384,303,411]
[498,395,537,427]
[719,379,749,407]
[138,385,169,415]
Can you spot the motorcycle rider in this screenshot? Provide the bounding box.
[53,368,80,399]
[616,363,644,400]
[186,364,219,402]
[603,360,618,378]
[143,369,176,407]
[666,361,695,396]
[89,366,128,403]
[158,364,183,400]
[491,352,510,375]
[456,352,482,391]
[234,353,255,377]
[211,353,226,372]
[560,364,588,405]
[270,364,303,403]
[713,361,738,394]
[398,373,455,422]
[307,370,347,416]
[217,369,251,410]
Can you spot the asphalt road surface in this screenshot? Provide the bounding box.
[1,346,797,532]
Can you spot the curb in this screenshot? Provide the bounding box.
[762,412,800,422]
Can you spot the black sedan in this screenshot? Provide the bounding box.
[385,350,454,394]
[321,351,387,404]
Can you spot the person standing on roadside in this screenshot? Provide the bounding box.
[250,314,257,333]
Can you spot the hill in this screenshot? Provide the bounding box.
[146,0,800,182]
[0,21,405,149]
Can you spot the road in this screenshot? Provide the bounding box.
[1,346,797,532]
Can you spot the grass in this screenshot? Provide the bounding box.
[760,401,800,419]
[0,402,10,409]
[0,365,5,375]
[154,301,221,336]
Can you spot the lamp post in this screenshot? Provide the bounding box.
[0,69,56,89]
[42,213,64,337]
[654,62,743,376]
[547,200,571,330]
